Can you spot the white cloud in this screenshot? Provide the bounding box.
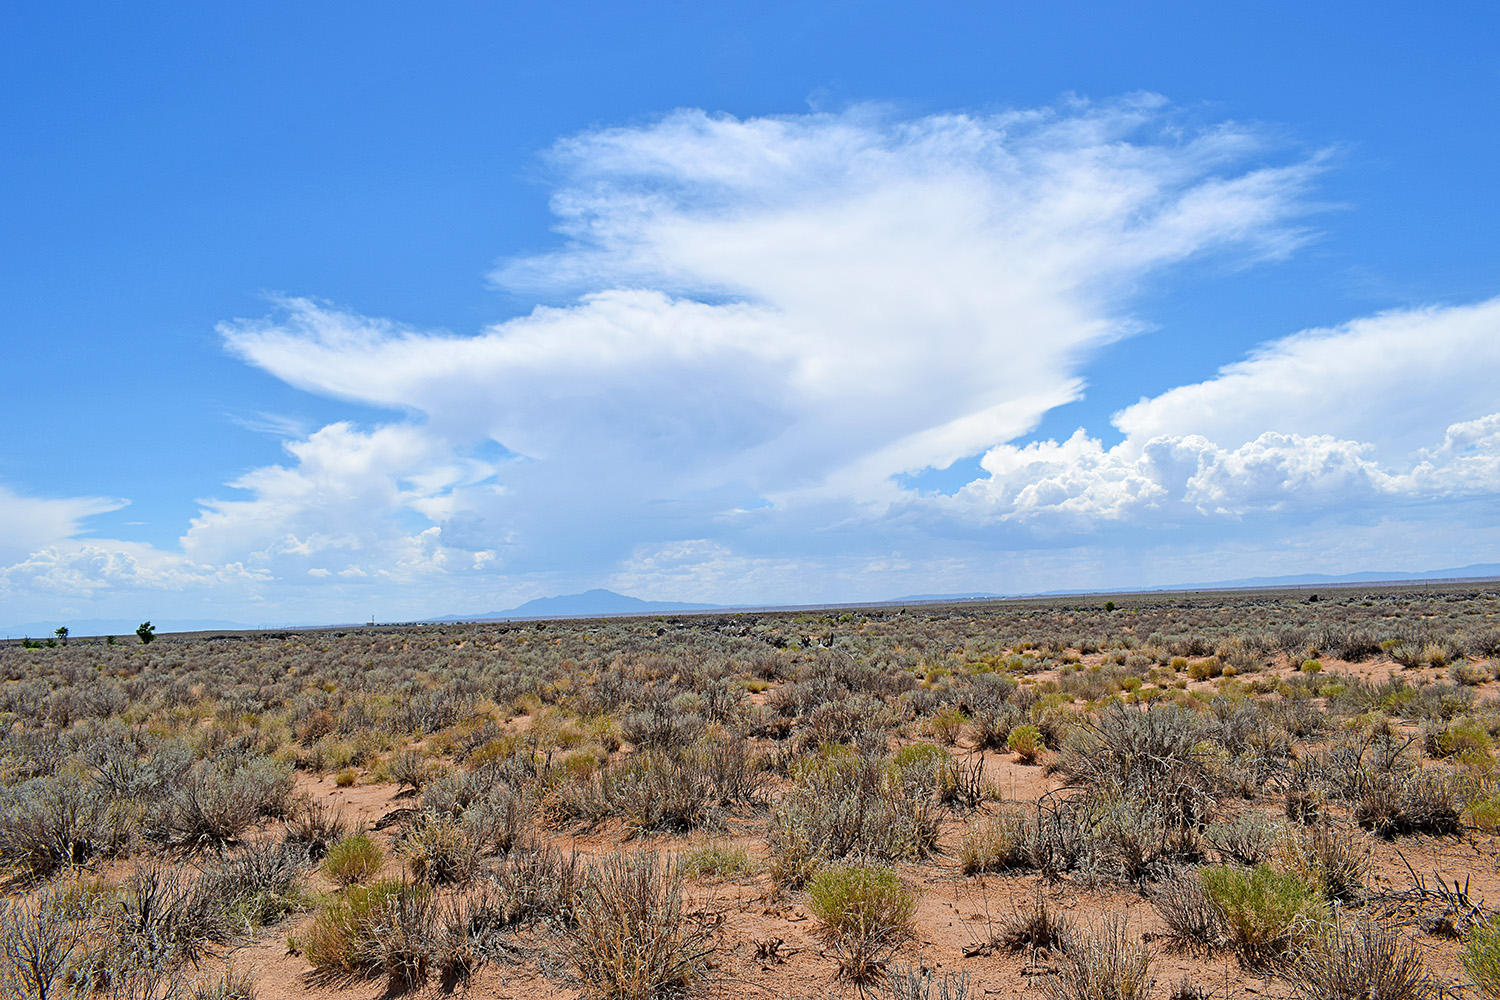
[182,422,503,580]
[216,99,1319,577]
[949,299,1500,528]
[1114,299,1500,459]
[8,99,1500,617]
[0,485,127,564]
[0,541,264,598]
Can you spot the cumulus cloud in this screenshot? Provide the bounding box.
[217,98,1320,577]
[951,299,1500,528]
[8,98,1500,616]
[1114,299,1500,458]
[182,422,504,580]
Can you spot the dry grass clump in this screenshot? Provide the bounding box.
[957,809,1029,875]
[283,796,348,860]
[299,879,437,987]
[1041,918,1154,1000]
[1272,822,1368,903]
[557,738,761,835]
[397,814,481,886]
[486,841,580,927]
[1355,768,1463,837]
[197,839,312,928]
[806,862,916,982]
[0,885,86,1000]
[882,961,970,1000]
[570,850,710,1000]
[680,841,753,881]
[167,757,294,849]
[1206,812,1284,865]
[1148,868,1223,949]
[992,892,1071,953]
[186,964,259,1000]
[1281,916,1433,1000]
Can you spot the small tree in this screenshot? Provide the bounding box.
[135,621,156,644]
[53,626,68,646]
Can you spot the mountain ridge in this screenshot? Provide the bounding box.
[10,564,1499,636]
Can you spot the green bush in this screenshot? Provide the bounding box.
[1200,864,1326,965]
[806,863,915,981]
[1465,919,1500,998]
[1007,725,1044,763]
[322,834,384,887]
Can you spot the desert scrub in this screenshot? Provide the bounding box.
[1206,812,1284,865]
[322,833,384,887]
[1273,823,1368,902]
[1355,768,1463,837]
[1007,724,1044,763]
[167,756,294,848]
[767,749,940,887]
[0,770,115,879]
[1466,919,1500,998]
[198,839,312,927]
[1281,916,1433,1000]
[1042,917,1154,1000]
[806,863,915,982]
[570,851,710,1000]
[926,707,967,745]
[1200,864,1327,965]
[958,809,1029,874]
[680,841,753,881]
[298,880,433,982]
[890,741,970,805]
[397,814,481,886]
[0,885,88,1000]
[1059,704,1218,832]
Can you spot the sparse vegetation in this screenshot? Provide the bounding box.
[322,833,384,887]
[807,862,916,982]
[570,850,710,1000]
[3,583,1500,996]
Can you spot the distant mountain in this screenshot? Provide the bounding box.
[1,618,254,639]
[1022,563,1500,598]
[1175,564,1500,591]
[433,588,723,621]
[889,592,1003,603]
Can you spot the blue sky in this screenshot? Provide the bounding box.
[3,2,1499,626]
